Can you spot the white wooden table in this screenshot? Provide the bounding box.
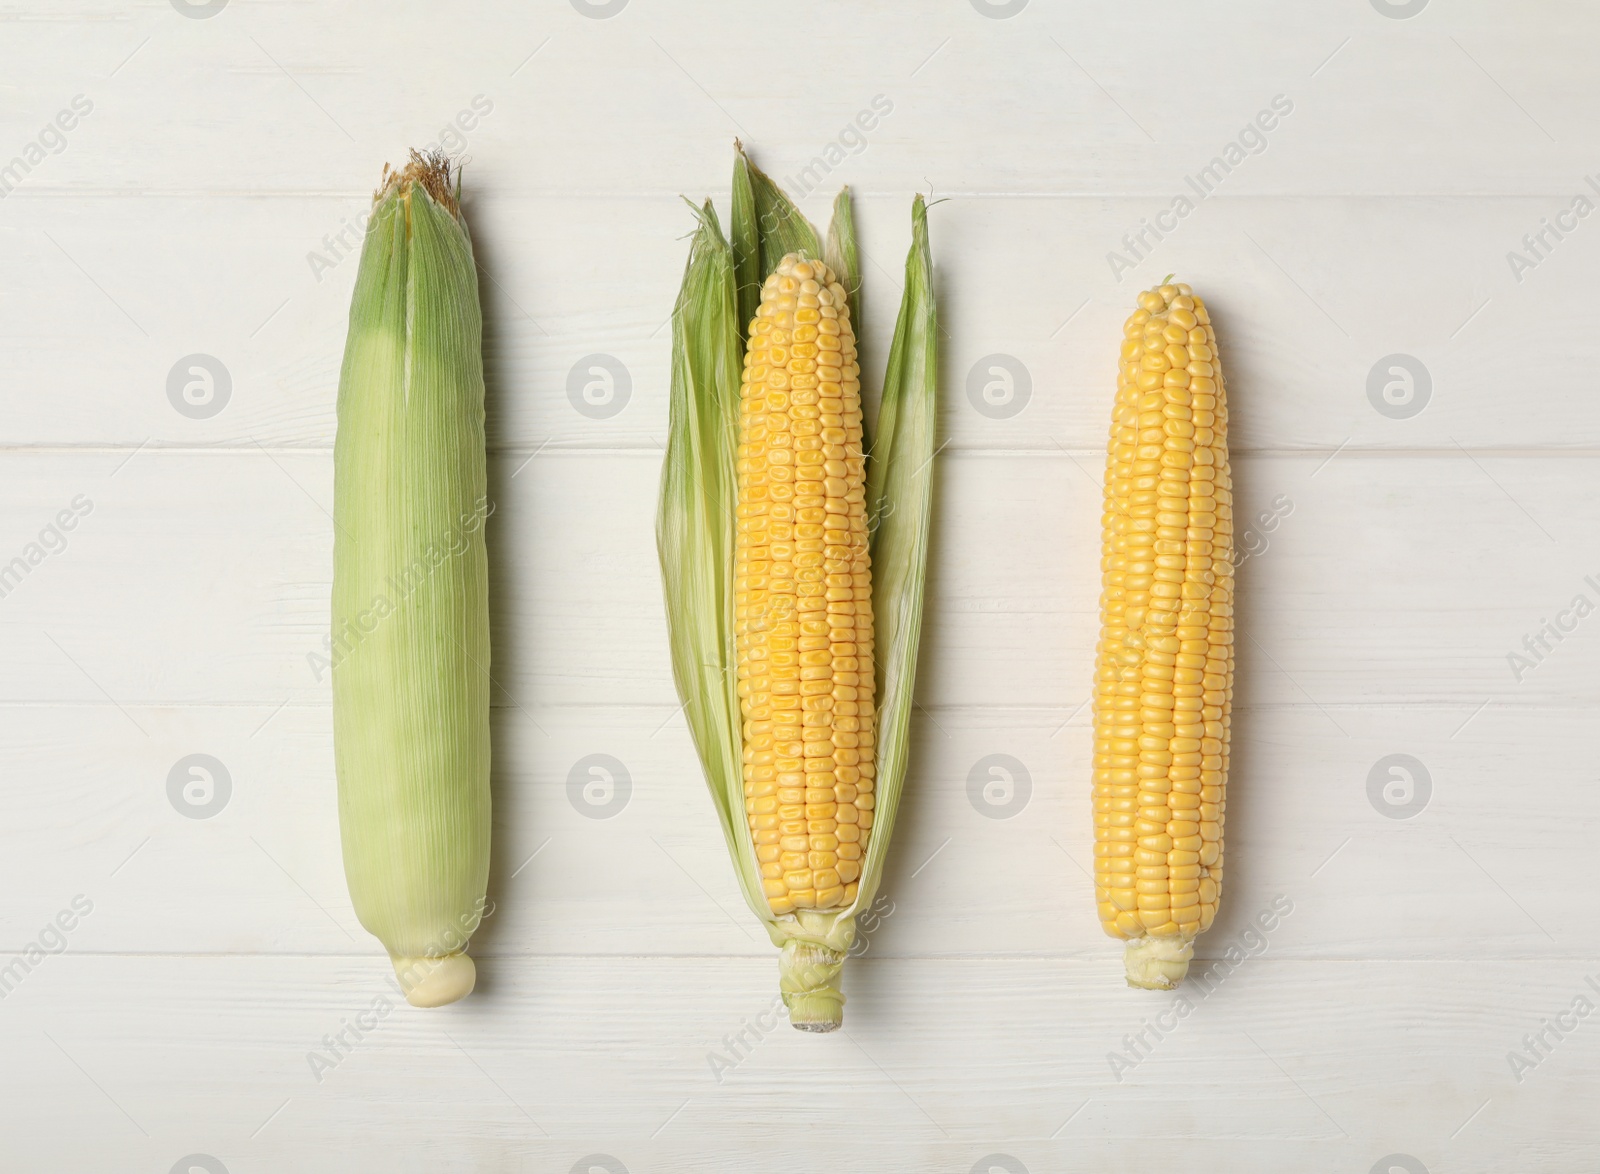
[1,2,1593,1170]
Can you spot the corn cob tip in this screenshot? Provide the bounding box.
[376,148,460,219]
[1123,936,1193,990]
[791,1018,841,1034]
[392,952,477,1008]
[778,938,846,1031]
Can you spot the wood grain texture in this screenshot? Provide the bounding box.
[1,0,1594,1169]
[2,956,1597,1171]
[4,193,1597,451]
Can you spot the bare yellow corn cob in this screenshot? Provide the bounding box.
[736,254,876,917]
[1093,279,1234,989]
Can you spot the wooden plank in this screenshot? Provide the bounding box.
[3,4,1597,198]
[0,449,1592,709]
[0,699,1586,963]
[1,192,1595,451]
[0,954,1593,1169]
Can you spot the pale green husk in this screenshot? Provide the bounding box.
[332,152,491,1008]
[657,147,938,1029]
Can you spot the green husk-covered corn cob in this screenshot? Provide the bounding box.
[332,151,491,1008]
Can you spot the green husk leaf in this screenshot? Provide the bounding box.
[856,194,938,910]
[732,143,821,327]
[654,200,769,922]
[731,147,861,431]
[823,186,861,341]
[732,145,858,341]
[729,149,761,345]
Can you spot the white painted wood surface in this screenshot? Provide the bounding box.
[1,1,1596,1170]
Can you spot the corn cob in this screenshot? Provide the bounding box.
[1092,279,1233,990]
[332,151,491,1008]
[659,147,937,1031]
[737,255,875,917]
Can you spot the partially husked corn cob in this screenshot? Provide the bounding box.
[1092,280,1234,990]
[736,254,876,917]
[658,152,935,1033]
